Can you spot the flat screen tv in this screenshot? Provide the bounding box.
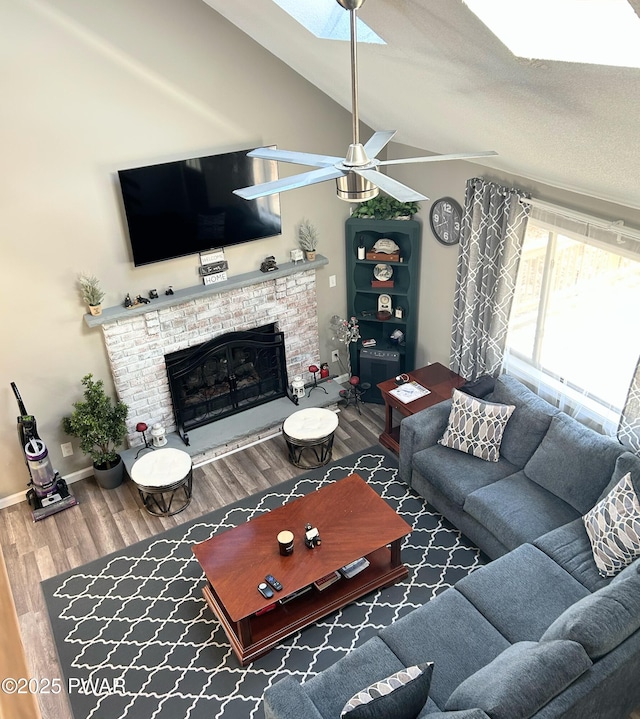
[118,147,281,266]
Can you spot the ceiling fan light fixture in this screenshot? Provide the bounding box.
[336,171,379,202]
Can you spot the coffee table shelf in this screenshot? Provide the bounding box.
[193,474,411,665]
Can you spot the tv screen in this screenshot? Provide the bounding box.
[118,148,281,266]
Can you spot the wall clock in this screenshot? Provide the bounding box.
[429,197,463,246]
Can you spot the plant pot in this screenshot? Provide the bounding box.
[88,304,102,316]
[93,455,124,489]
[305,251,317,261]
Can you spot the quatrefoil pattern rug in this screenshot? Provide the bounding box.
[42,448,485,719]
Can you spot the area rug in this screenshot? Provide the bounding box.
[42,447,485,719]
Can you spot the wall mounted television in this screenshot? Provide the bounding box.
[118,147,281,266]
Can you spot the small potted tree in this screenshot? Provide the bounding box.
[63,374,129,489]
[298,219,319,260]
[78,274,106,316]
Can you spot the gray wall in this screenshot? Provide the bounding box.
[1,0,353,499]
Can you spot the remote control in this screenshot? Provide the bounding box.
[257,582,274,599]
[265,574,283,591]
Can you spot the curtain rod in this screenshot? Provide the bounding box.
[520,197,640,242]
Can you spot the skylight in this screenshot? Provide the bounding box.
[272,0,385,44]
[463,0,640,68]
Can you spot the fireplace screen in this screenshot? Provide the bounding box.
[165,325,289,444]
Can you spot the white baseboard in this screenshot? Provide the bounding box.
[0,466,94,510]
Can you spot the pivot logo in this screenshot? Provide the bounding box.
[68,677,125,695]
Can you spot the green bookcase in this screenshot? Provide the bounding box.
[345,217,422,399]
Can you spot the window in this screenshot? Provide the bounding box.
[271,0,385,43]
[505,211,640,431]
[463,0,640,68]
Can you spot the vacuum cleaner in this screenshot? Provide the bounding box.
[11,382,78,521]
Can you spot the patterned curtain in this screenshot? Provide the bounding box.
[618,356,640,455]
[450,178,530,380]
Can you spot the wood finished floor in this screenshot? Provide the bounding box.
[1,401,639,719]
[0,402,386,719]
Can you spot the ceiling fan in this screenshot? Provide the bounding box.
[234,0,497,204]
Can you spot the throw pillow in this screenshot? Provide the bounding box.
[583,472,640,577]
[438,389,515,462]
[340,662,433,719]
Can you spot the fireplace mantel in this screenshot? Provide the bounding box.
[84,254,328,328]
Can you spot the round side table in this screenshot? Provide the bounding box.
[130,447,193,516]
[282,408,339,469]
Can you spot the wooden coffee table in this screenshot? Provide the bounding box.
[192,474,412,665]
[377,362,466,454]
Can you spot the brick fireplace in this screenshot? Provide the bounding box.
[87,259,326,448]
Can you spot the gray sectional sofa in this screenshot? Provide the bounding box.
[263,374,640,719]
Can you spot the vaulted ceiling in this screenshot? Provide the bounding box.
[203,0,640,210]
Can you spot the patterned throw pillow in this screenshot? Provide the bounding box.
[340,662,433,719]
[583,472,640,577]
[438,389,515,462]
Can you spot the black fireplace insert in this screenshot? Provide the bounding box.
[165,324,293,444]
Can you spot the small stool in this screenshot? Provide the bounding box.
[282,408,339,469]
[130,448,193,516]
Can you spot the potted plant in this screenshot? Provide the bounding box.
[350,196,420,220]
[63,374,129,489]
[298,219,319,260]
[78,274,106,316]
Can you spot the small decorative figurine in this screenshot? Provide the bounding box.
[149,289,159,299]
[136,294,151,305]
[165,286,174,295]
[260,255,278,273]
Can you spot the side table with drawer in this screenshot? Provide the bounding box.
[377,362,466,454]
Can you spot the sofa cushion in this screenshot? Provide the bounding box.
[302,636,408,719]
[596,451,640,503]
[412,444,519,509]
[534,519,610,592]
[490,374,559,468]
[541,569,640,658]
[523,413,624,513]
[445,640,592,719]
[455,544,590,643]
[420,711,490,718]
[380,589,510,708]
[341,662,433,719]
[463,472,580,551]
[583,471,640,577]
[439,389,515,462]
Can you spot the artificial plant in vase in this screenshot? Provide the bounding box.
[350,196,420,220]
[63,374,129,489]
[78,273,106,316]
[298,218,319,260]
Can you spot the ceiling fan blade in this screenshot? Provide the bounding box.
[377,150,498,167]
[354,168,429,203]
[247,147,344,168]
[234,165,346,200]
[363,130,397,159]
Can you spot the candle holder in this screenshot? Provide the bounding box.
[135,422,155,458]
[307,364,328,397]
